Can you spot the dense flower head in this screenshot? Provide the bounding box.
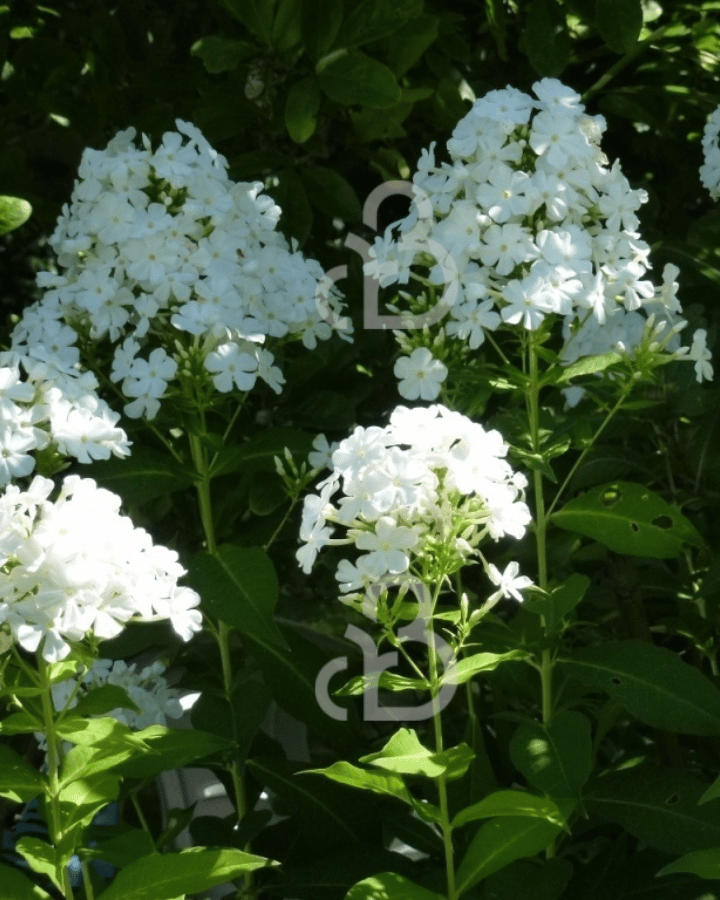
[11,120,351,422]
[51,658,187,729]
[0,474,202,661]
[368,79,710,398]
[297,404,531,605]
[700,104,720,200]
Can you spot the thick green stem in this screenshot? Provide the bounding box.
[189,432,253,899]
[38,656,74,900]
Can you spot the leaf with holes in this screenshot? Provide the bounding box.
[585,765,720,855]
[558,640,720,736]
[551,481,703,558]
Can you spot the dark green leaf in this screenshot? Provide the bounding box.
[585,765,720,854]
[87,445,196,505]
[209,427,315,477]
[270,168,313,245]
[551,481,704,558]
[302,0,344,59]
[318,51,401,108]
[190,36,253,73]
[71,684,141,718]
[510,711,592,798]
[272,0,302,51]
[483,858,573,900]
[387,14,439,76]
[188,544,286,648]
[221,0,275,45]
[338,0,422,48]
[595,0,643,53]
[0,744,46,802]
[300,165,361,221]
[114,727,232,778]
[558,640,720,735]
[285,77,321,143]
[80,829,155,869]
[523,0,570,77]
[657,848,720,879]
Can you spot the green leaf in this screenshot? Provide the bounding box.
[523,0,570,77]
[270,168,313,245]
[452,790,568,829]
[302,0,344,59]
[523,574,590,633]
[95,847,276,900]
[272,0,302,51]
[300,165,362,221]
[551,481,704,558]
[509,711,592,798]
[386,14,439,76]
[285,77,321,143]
[303,760,412,804]
[190,36,252,72]
[558,640,720,736]
[60,742,138,784]
[0,195,32,234]
[15,838,60,891]
[318,51,401,108]
[80,828,156,868]
[0,744,46,802]
[585,765,720,854]
[656,847,720,879]
[0,862,52,899]
[483,858,573,900]
[558,351,623,382]
[114,727,232,778]
[87,445,196,505]
[209,427,315,477]
[595,0,643,53]
[0,709,45,734]
[71,683,141,718]
[485,0,508,60]
[701,774,720,805]
[221,0,275,44]
[58,774,120,832]
[188,544,286,649]
[359,732,474,782]
[338,0,422,47]
[335,670,428,696]
[456,816,562,893]
[346,872,445,900]
[446,650,529,686]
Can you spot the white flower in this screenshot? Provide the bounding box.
[394,348,448,401]
[689,328,713,383]
[204,343,259,393]
[487,560,533,603]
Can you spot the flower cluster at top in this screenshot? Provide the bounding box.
[365,78,712,399]
[51,658,187,730]
[700,104,720,200]
[0,475,202,662]
[10,119,351,424]
[297,404,532,610]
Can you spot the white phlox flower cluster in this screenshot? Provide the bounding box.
[51,658,186,730]
[0,475,202,662]
[297,404,532,609]
[0,355,130,488]
[12,120,351,421]
[700,105,720,200]
[369,79,711,397]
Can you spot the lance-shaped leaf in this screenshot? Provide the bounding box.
[96,847,277,900]
[444,649,529,686]
[557,640,720,736]
[360,728,474,780]
[0,862,52,899]
[188,544,286,649]
[302,760,412,804]
[456,816,562,893]
[595,0,643,54]
[452,790,568,829]
[657,848,720,879]
[551,481,703,558]
[585,765,720,854]
[15,838,61,891]
[318,52,401,108]
[509,711,592,798]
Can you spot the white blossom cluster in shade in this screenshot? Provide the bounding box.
[0,475,202,662]
[51,659,186,730]
[700,104,720,200]
[297,405,532,606]
[0,358,130,488]
[11,120,351,421]
[367,78,711,398]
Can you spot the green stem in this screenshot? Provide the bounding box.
[426,582,456,900]
[189,431,254,899]
[582,23,676,101]
[38,655,74,900]
[130,791,152,836]
[82,860,95,900]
